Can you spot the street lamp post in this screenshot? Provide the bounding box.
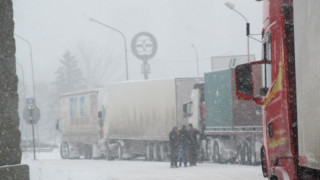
[191,44,200,77]
[89,18,129,81]
[14,34,37,99]
[16,62,26,103]
[14,34,37,160]
[225,2,251,63]
[16,62,29,154]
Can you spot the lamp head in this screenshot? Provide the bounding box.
[225,2,235,10]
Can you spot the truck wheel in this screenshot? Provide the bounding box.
[117,144,123,160]
[213,142,220,163]
[236,145,243,164]
[159,143,166,161]
[145,144,152,160]
[243,143,250,165]
[250,150,257,165]
[152,143,159,161]
[261,146,268,177]
[105,144,113,160]
[84,144,93,159]
[198,145,205,163]
[60,142,69,159]
[208,138,214,162]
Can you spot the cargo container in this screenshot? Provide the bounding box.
[59,78,199,160]
[184,69,263,165]
[59,89,106,159]
[103,78,199,160]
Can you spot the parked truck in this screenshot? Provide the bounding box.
[59,78,199,160]
[59,89,106,159]
[103,78,199,160]
[233,0,320,179]
[184,68,263,165]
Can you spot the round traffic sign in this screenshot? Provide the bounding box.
[23,106,41,125]
[131,32,158,61]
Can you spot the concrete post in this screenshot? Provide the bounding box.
[0,0,30,179]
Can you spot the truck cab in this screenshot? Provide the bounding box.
[183,82,205,132]
[234,0,320,179]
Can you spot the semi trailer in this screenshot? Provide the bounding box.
[58,78,199,160]
[59,89,106,159]
[103,78,199,160]
[184,68,263,165]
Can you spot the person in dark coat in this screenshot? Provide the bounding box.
[169,126,179,168]
[188,123,200,166]
[178,125,189,167]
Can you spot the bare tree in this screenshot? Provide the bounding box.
[54,50,86,94]
[76,43,124,89]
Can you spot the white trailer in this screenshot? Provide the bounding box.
[103,78,199,160]
[59,89,106,159]
[295,0,320,172]
[58,78,199,160]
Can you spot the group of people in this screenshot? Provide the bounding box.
[169,123,200,168]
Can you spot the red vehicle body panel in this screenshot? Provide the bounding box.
[261,0,298,179]
[236,0,320,179]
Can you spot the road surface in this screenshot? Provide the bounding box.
[22,149,265,180]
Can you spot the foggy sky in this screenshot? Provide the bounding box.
[13,0,262,95]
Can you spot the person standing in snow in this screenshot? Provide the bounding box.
[188,123,200,166]
[169,126,179,168]
[178,125,189,167]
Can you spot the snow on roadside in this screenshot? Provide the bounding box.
[22,149,265,180]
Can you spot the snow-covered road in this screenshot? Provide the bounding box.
[22,149,265,180]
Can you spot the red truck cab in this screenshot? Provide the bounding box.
[235,0,320,179]
[234,0,299,179]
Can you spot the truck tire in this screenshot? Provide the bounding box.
[250,150,257,165]
[84,144,93,159]
[243,143,250,165]
[198,145,205,163]
[145,144,152,160]
[159,143,166,161]
[117,144,123,160]
[207,138,214,162]
[105,144,113,160]
[212,142,220,163]
[60,142,69,159]
[152,143,160,161]
[261,146,268,177]
[236,145,243,164]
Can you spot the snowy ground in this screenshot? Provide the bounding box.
[22,149,265,180]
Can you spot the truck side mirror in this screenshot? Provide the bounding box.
[183,102,193,117]
[56,119,61,132]
[260,87,269,96]
[98,111,103,119]
[235,60,268,104]
[235,63,254,100]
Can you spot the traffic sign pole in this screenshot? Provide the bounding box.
[31,122,36,160]
[23,98,41,160]
[131,32,157,80]
[30,107,36,160]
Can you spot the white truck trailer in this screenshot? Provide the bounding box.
[59,78,199,160]
[59,89,106,159]
[103,78,199,160]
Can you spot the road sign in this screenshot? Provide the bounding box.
[131,32,158,61]
[23,98,40,124]
[26,98,35,105]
